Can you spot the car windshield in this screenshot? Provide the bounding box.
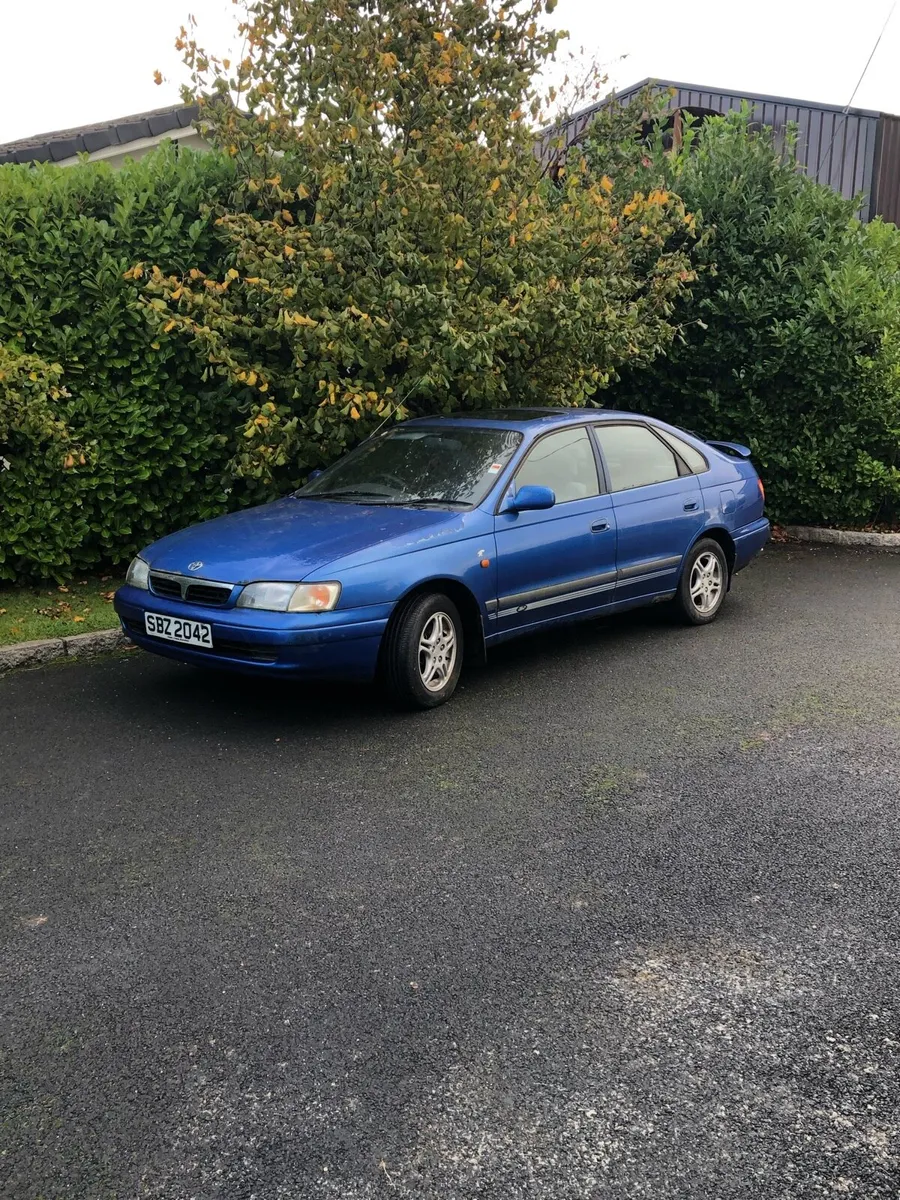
[296,426,523,507]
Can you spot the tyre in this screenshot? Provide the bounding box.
[674,538,729,625]
[383,592,464,709]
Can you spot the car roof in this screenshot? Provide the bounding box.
[405,407,644,430]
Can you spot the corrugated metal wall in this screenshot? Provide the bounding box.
[554,79,884,221]
[871,113,900,224]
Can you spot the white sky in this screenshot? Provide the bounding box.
[1,0,898,145]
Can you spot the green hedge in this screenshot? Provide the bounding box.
[4,116,900,584]
[586,106,900,526]
[0,146,242,580]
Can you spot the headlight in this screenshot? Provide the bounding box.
[236,581,341,613]
[125,556,150,590]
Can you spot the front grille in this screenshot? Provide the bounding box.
[149,572,232,607]
[185,582,231,606]
[149,573,182,599]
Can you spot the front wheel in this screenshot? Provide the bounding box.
[674,538,729,625]
[383,593,464,709]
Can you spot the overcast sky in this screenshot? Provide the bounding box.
[1,0,898,145]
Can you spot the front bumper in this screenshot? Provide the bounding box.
[114,585,391,680]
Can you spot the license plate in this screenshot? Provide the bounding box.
[144,612,213,648]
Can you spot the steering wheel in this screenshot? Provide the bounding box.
[370,472,408,493]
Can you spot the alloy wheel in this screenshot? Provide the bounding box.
[418,611,458,692]
[689,551,724,615]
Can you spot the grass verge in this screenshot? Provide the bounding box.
[0,576,123,647]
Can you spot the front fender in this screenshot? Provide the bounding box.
[329,531,499,618]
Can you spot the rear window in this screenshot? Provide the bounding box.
[657,429,709,474]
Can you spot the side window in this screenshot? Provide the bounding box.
[515,427,599,504]
[594,424,680,492]
[657,429,710,474]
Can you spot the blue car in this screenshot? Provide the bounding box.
[115,409,769,707]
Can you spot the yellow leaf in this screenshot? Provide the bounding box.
[222,57,231,69]
[163,320,176,333]
[600,175,614,193]
[259,382,269,393]
[350,405,360,420]
[153,70,163,86]
[150,342,160,350]
[489,177,501,193]
[454,258,465,270]
[226,268,239,281]
[284,244,296,257]
[28,371,38,381]
[246,370,258,387]
[433,31,445,43]
[297,184,310,199]
[72,616,85,623]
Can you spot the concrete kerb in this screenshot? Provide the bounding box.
[783,525,900,550]
[0,628,133,676]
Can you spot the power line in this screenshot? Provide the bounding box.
[823,0,896,179]
[844,0,896,113]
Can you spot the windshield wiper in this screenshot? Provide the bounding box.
[295,489,392,502]
[379,497,469,509]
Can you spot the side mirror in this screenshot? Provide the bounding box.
[504,484,556,513]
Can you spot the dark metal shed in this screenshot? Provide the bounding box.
[551,77,900,224]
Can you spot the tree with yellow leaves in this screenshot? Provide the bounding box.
[144,0,694,483]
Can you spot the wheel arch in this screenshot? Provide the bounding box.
[689,526,737,586]
[384,577,487,666]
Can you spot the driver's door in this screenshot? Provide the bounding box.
[492,426,617,636]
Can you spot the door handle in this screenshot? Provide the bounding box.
[591,520,610,532]
[683,501,699,512]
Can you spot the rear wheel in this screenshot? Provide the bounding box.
[674,538,728,625]
[383,592,464,709]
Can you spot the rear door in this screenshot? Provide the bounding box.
[492,426,617,634]
[592,422,704,602]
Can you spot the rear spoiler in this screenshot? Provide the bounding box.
[705,439,753,460]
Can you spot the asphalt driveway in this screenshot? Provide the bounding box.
[2,544,899,1199]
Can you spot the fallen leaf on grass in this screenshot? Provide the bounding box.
[72,616,85,623]
[58,585,69,593]
[101,591,116,601]
[0,608,6,616]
